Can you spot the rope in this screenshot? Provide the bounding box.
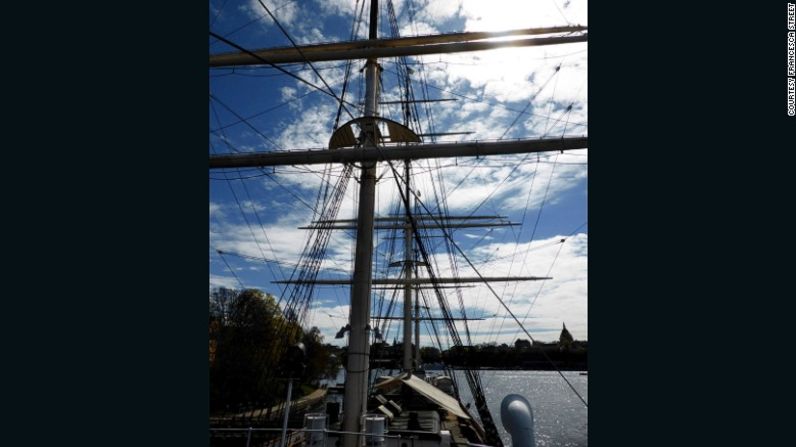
[256,0,356,121]
[376,149,588,408]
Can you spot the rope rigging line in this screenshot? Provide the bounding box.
[210,103,288,296]
[381,67,587,129]
[210,0,231,28]
[211,103,350,340]
[260,171,318,216]
[209,0,589,422]
[217,249,352,275]
[404,0,471,345]
[431,170,473,345]
[403,0,489,400]
[334,0,366,131]
[493,223,587,375]
[209,93,284,151]
[217,187,283,291]
[209,88,317,134]
[483,98,579,344]
[488,151,560,344]
[417,283,446,351]
[256,0,356,122]
[379,164,502,446]
[550,0,573,26]
[210,61,353,77]
[209,0,301,48]
[380,48,588,65]
[251,163,354,398]
[239,179,289,288]
[423,104,581,238]
[377,150,588,408]
[216,249,246,289]
[374,195,403,337]
[210,161,567,181]
[209,31,359,110]
[377,50,585,348]
[280,164,353,323]
[421,202,588,408]
[518,238,566,327]
[499,63,562,140]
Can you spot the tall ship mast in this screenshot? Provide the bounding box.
[210,1,588,446]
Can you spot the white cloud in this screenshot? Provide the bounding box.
[305,304,351,346]
[210,273,240,290]
[459,0,587,31]
[210,0,588,345]
[210,202,223,218]
[399,21,438,36]
[239,0,299,27]
[318,0,361,17]
[413,0,464,24]
[415,233,588,343]
[280,86,297,102]
[274,102,337,149]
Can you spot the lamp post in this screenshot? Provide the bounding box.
[280,343,306,447]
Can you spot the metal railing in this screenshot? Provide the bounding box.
[209,427,404,447]
[210,426,500,447]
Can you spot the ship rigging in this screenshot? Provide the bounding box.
[210,1,588,446]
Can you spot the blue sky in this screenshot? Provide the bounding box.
[209,0,588,347]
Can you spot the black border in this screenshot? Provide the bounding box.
[589,2,792,445]
[4,3,209,445]
[4,2,793,445]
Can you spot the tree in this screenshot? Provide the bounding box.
[209,287,238,323]
[210,289,286,410]
[301,326,341,384]
[209,287,341,412]
[515,338,531,350]
[419,346,441,363]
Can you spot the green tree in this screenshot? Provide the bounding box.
[209,288,341,412]
[419,346,441,363]
[301,326,340,385]
[210,289,283,410]
[209,287,238,323]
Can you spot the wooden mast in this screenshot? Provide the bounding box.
[341,2,379,446]
[402,160,413,371]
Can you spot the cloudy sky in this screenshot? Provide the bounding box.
[209,0,587,348]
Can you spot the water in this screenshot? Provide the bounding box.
[327,369,587,447]
[452,370,588,447]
